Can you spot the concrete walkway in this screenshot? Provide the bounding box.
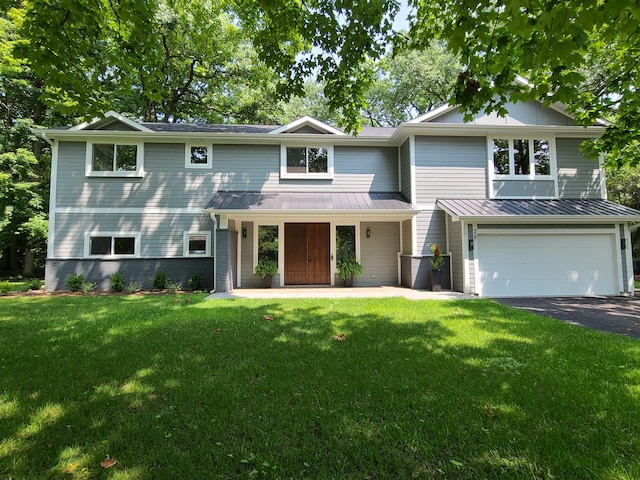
[206,286,475,301]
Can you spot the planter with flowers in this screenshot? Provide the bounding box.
[428,243,445,291]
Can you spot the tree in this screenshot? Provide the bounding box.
[407,0,640,166]
[11,0,283,123]
[362,43,460,126]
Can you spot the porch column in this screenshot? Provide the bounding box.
[216,228,232,292]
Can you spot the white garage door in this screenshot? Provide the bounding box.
[477,232,618,297]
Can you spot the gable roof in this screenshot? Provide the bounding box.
[268,116,346,135]
[409,77,608,127]
[68,110,154,132]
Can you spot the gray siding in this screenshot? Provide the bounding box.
[557,138,603,198]
[401,219,412,255]
[359,222,400,286]
[493,180,555,198]
[400,140,411,199]
[56,142,400,210]
[415,210,446,256]
[448,216,464,292]
[468,224,476,293]
[429,101,576,126]
[45,258,214,291]
[53,212,213,258]
[240,222,260,287]
[414,136,487,204]
[399,256,451,289]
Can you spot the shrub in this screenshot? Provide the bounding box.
[27,279,42,291]
[110,272,126,292]
[167,280,182,294]
[0,281,11,295]
[152,269,168,290]
[80,281,96,294]
[188,272,202,291]
[66,274,85,292]
[126,281,142,294]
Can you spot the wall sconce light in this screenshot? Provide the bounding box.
[242,228,247,238]
[366,228,371,238]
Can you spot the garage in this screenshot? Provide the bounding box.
[477,231,618,297]
[436,198,639,298]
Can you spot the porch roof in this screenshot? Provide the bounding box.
[204,191,417,216]
[436,198,640,223]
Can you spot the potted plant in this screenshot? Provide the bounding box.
[428,243,445,291]
[337,256,364,287]
[254,258,278,288]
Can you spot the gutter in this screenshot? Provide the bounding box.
[40,132,54,146]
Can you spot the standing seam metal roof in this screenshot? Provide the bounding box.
[436,198,640,218]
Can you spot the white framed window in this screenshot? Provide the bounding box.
[84,232,141,258]
[85,141,144,177]
[280,145,334,179]
[490,138,554,178]
[183,231,211,257]
[185,144,212,169]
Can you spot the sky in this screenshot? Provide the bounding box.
[393,0,413,32]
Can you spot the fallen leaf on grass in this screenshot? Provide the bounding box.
[332,333,346,341]
[100,455,117,469]
[482,403,497,417]
[65,462,80,473]
[214,328,222,334]
[262,315,274,322]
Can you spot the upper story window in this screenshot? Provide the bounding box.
[183,231,211,256]
[280,145,334,179]
[185,144,212,169]
[492,138,553,178]
[85,141,144,177]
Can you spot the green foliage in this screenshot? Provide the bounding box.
[125,281,142,294]
[407,0,640,165]
[151,269,168,290]
[337,256,363,279]
[0,280,11,295]
[429,243,445,271]
[65,273,84,292]
[26,278,41,290]
[166,280,182,294]
[80,281,96,294]
[254,258,278,278]
[257,225,278,263]
[110,272,126,292]
[187,272,202,291]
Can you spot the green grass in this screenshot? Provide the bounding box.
[1,295,639,479]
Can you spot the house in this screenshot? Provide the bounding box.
[38,101,640,297]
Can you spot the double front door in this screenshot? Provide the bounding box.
[284,223,330,285]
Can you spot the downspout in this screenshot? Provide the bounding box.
[209,212,217,293]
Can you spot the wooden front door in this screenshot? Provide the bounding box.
[284,223,330,285]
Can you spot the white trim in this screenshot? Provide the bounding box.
[69,111,154,132]
[279,144,335,179]
[85,140,144,177]
[622,223,634,294]
[598,154,607,200]
[47,141,59,259]
[489,137,556,181]
[408,104,458,124]
[183,231,211,257]
[84,231,141,258]
[54,207,206,214]
[269,116,346,135]
[477,227,617,236]
[185,143,212,169]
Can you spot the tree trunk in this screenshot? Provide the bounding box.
[9,238,20,275]
[23,249,35,277]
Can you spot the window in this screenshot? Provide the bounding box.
[491,138,552,177]
[280,145,334,179]
[336,226,356,263]
[86,142,143,177]
[258,226,278,263]
[85,233,140,257]
[185,144,212,168]
[183,232,211,256]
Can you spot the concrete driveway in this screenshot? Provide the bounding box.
[497,295,640,340]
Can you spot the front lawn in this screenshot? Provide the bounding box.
[1,295,639,479]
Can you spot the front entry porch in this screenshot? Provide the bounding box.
[284,223,331,285]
